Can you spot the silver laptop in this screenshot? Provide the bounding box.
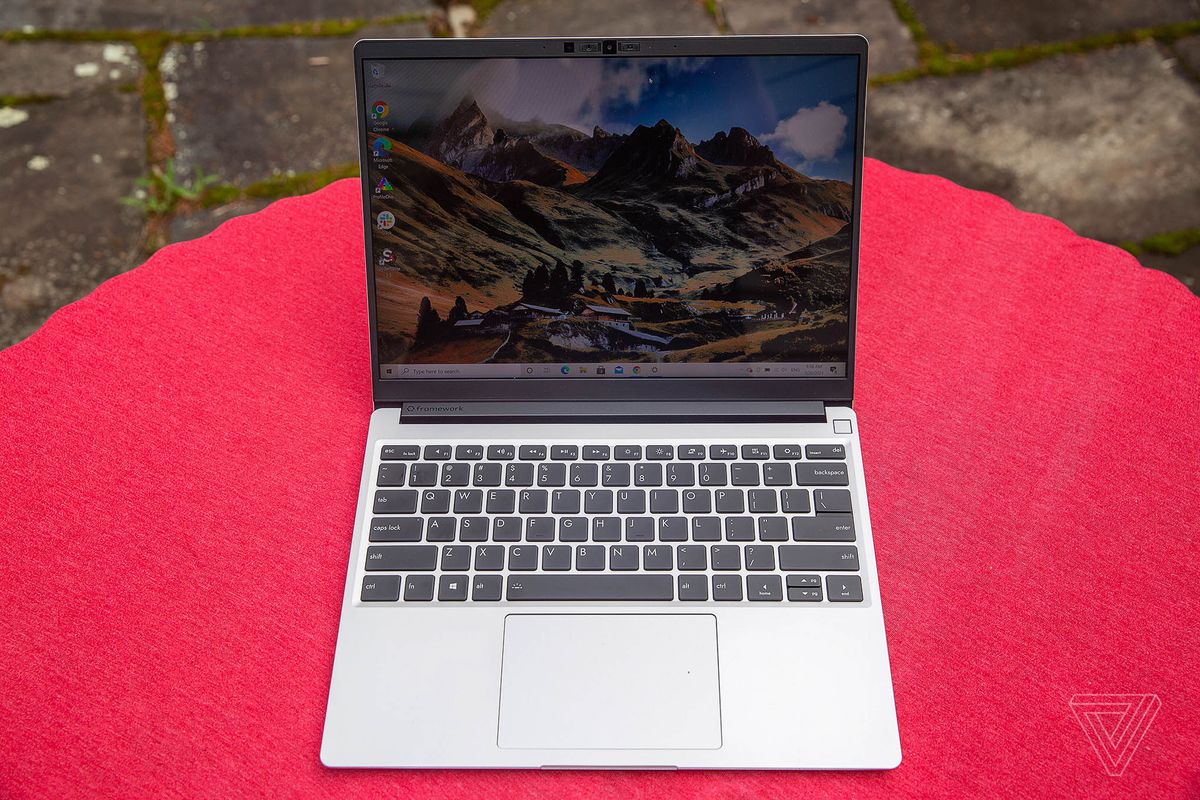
[322,34,901,769]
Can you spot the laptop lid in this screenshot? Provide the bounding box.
[354,36,867,407]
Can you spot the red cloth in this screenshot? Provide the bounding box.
[2,160,1198,798]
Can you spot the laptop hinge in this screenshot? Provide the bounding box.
[397,401,827,424]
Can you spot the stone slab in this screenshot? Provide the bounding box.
[1172,34,1200,77]
[1139,250,1200,293]
[0,41,141,97]
[0,91,147,349]
[478,0,720,37]
[721,0,918,75]
[908,0,1200,52]
[168,198,273,243]
[163,23,426,188]
[866,42,1200,242]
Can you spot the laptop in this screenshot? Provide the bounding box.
[322,34,901,770]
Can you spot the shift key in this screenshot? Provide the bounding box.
[779,545,859,571]
[364,545,437,571]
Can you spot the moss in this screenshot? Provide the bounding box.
[1120,229,1200,258]
[469,0,506,24]
[0,93,58,106]
[701,0,729,34]
[889,0,942,62]
[198,162,359,207]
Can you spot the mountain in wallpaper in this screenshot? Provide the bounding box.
[369,97,852,364]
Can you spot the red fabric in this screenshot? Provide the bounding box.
[2,160,1198,798]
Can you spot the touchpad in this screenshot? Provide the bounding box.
[498,614,721,750]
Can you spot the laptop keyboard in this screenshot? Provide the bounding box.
[359,441,864,604]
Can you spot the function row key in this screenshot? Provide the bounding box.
[487,445,515,460]
[380,444,420,461]
[519,445,546,460]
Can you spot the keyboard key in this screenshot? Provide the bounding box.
[678,575,708,600]
[741,444,770,460]
[505,463,534,487]
[584,489,613,514]
[666,463,695,486]
[404,575,435,601]
[806,444,846,460]
[575,545,605,570]
[542,544,571,570]
[747,575,783,601]
[730,463,760,486]
[525,516,555,541]
[376,463,406,487]
[558,516,587,541]
[658,516,687,541]
[682,488,712,513]
[423,445,451,460]
[474,545,504,570]
[373,489,417,514]
[678,445,706,460]
[380,444,419,461]
[602,463,631,486]
[709,445,737,460]
[610,544,639,570]
[506,574,672,601]
[634,463,663,486]
[646,445,674,460]
[487,444,515,460]
[440,463,470,486]
[454,445,483,460]
[792,515,856,541]
[711,575,743,601]
[725,517,754,541]
[420,489,450,514]
[438,574,469,601]
[758,517,789,541]
[813,489,852,514]
[441,544,468,568]
[591,517,621,541]
[453,489,483,514]
[747,489,778,514]
[711,545,742,570]
[486,489,516,513]
[780,489,812,514]
[698,463,727,486]
[715,489,745,513]
[369,517,421,542]
[625,517,654,541]
[425,516,456,541]
[677,545,708,570]
[459,516,489,541]
[472,574,503,600]
[570,463,599,487]
[508,545,538,571]
[826,575,864,602]
[538,463,567,487]
[518,489,548,514]
[615,445,642,460]
[519,445,547,460]
[795,463,850,486]
[492,516,521,541]
[473,462,502,486]
[551,445,578,460]
[365,545,437,571]
[691,516,721,541]
[744,544,776,571]
[762,463,793,486]
[649,489,678,513]
[643,544,672,570]
[772,444,804,460]
[583,445,610,460]
[617,489,646,514]
[408,463,438,487]
[361,575,401,601]
[786,574,822,588]
[778,545,860,571]
[551,489,580,513]
[788,587,823,602]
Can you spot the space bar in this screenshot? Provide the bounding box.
[505,575,673,601]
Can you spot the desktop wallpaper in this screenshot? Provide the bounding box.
[365,54,858,367]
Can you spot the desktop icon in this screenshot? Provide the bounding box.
[370,64,383,78]
[613,366,624,375]
[372,138,393,155]
[376,177,394,193]
[560,365,570,375]
[377,248,395,266]
[371,101,389,119]
[376,211,395,230]
[632,366,641,375]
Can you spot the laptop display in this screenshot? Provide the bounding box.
[362,53,859,380]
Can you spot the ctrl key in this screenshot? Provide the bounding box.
[361,575,401,602]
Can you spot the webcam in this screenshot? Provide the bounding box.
[602,40,617,54]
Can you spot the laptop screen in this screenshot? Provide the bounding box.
[362,53,859,380]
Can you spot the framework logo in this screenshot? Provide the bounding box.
[1069,694,1161,776]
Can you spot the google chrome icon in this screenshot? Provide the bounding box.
[372,102,389,119]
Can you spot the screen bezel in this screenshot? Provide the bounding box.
[354,35,867,406]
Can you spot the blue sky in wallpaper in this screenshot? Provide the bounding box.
[367,55,860,181]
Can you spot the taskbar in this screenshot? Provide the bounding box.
[380,362,846,379]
